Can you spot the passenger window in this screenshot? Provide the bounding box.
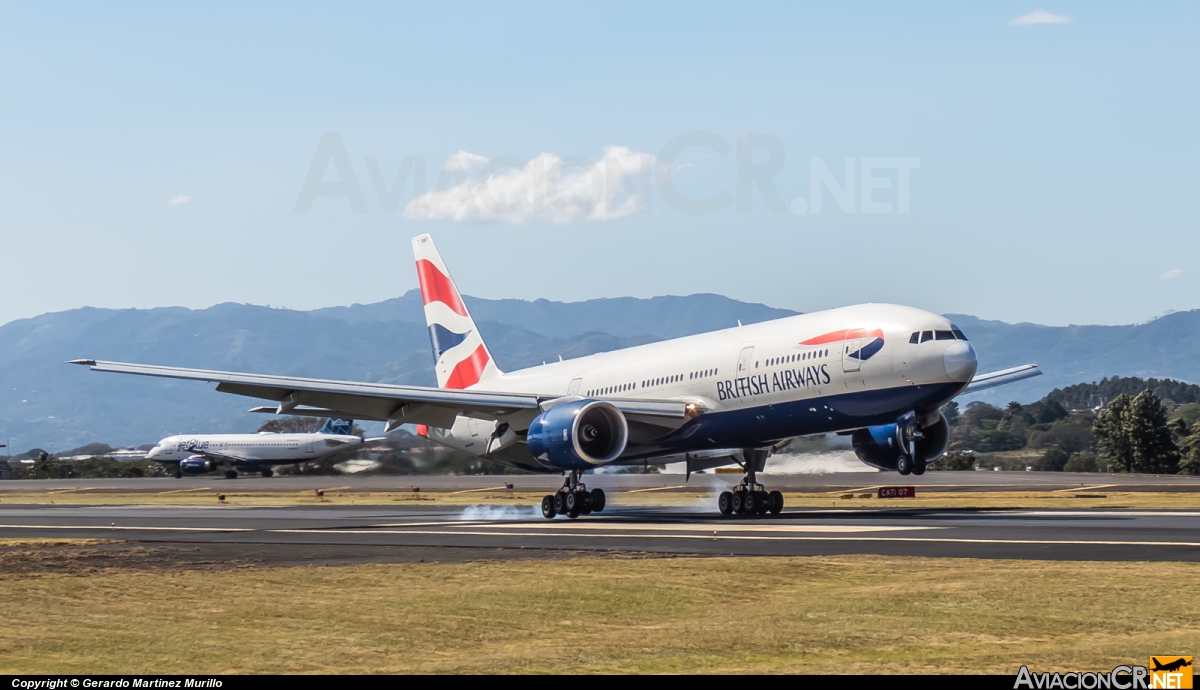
[909,332,919,344]
[935,330,954,341]
[920,331,933,343]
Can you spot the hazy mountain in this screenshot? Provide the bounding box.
[2,293,1199,452]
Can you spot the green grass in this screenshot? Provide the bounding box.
[1,554,1198,673]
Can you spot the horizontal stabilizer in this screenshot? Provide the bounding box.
[961,364,1042,395]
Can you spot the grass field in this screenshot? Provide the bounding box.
[0,548,1197,674]
[2,488,1199,510]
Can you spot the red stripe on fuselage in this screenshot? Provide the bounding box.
[801,328,884,345]
[416,259,468,317]
[444,344,489,390]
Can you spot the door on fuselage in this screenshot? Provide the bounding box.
[736,346,755,378]
[842,329,863,373]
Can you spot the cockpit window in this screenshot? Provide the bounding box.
[935,330,955,341]
[909,332,919,344]
[952,328,967,341]
[920,330,933,343]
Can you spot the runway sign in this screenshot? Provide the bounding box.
[878,486,916,499]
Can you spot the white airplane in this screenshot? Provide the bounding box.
[72,234,1039,517]
[146,418,363,478]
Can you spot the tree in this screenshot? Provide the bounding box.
[1179,422,1200,476]
[1126,390,1179,474]
[1029,419,1097,456]
[1034,447,1070,472]
[1093,394,1135,473]
[941,401,960,426]
[258,416,323,434]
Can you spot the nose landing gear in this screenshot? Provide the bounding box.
[541,470,606,519]
[717,449,784,517]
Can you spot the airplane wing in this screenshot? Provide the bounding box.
[960,364,1041,395]
[68,359,690,431]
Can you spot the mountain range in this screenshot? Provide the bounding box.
[2,291,1198,452]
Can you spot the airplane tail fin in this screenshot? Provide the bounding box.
[318,418,354,435]
[412,234,502,389]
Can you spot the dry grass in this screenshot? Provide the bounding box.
[1,554,1198,674]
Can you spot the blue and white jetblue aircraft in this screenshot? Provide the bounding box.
[73,234,1038,517]
[146,418,362,479]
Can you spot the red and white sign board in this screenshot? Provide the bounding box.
[878,486,916,499]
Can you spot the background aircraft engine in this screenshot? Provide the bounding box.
[527,400,629,470]
[850,411,950,471]
[179,456,214,475]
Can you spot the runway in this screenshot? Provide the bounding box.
[3,501,1200,563]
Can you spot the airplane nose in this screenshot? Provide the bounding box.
[943,341,977,382]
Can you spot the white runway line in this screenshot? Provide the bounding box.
[432,522,939,533]
[267,527,1200,548]
[0,524,255,532]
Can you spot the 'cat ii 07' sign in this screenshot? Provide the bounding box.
[878,486,916,499]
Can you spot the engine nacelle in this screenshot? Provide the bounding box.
[179,456,214,475]
[527,399,629,470]
[851,411,950,471]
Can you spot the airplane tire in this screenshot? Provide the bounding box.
[768,490,784,515]
[566,507,580,519]
[756,491,769,514]
[580,492,593,515]
[590,488,606,512]
[541,495,557,519]
[553,491,566,514]
[912,458,926,476]
[262,469,273,478]
[565,491,578,513]
[224,470,238,479]
[174,471,182,479]
[718,491,734,515]
[897,456,912,476]
[744,492,758,515]
[732,492,745,515]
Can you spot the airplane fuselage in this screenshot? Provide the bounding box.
[431,303,977,468]
[147,432,363,467]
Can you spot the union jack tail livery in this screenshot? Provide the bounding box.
[412,234,502,389]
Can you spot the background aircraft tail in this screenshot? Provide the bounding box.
[412,234,502,389]
[318,418,355,435]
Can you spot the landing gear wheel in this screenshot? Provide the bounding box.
[743,491,759,515]
[566,507,580,519]
[261,469,273,478]
[732,492,746,514]
[553,492,566,514]
[580,492,593,515]
[718,491,734,515]
[565,491,579,513]
[912,458,926,476]
[174,471,183,479]
[541,495,557,519]
[224,470,238,479]
[897,455,912,476]
[768,490,784,515]
[757,491,770,515]
[590,488,606,512]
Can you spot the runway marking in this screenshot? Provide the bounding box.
[0,524,254,532]
[623,486,685,494]
[156,487,213,494]
[268,528,1200,548]
[436,522,938,534]
[449,486,516,495]
[1051,484,1118,493]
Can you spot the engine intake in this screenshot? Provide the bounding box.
[527,400,629,470]
[179,456,214,475]
[851,411,950,471]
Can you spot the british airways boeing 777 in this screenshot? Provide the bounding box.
[71,234,1039,518]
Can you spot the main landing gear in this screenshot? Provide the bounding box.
[895,418,927,477]
[541,470,606,519]
[718,449,784,517]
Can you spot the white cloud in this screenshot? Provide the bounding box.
[1009,9,1071,26]
[403,146,654,225]
[168,195,191,205]
[1159,268,1184,280]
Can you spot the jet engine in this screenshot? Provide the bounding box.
[850,411,950,473]
[179,456,214,475]
[527,399,629,470]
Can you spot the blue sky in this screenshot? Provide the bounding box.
[1,1,1197,327]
